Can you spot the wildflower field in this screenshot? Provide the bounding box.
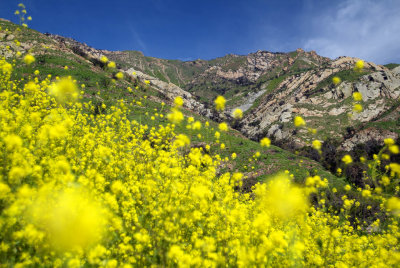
[1,4,400,268]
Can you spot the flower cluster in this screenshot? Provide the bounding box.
[1,10,400,266]
[1,54,400,267]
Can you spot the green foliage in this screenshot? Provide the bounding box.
[384,63,400,70]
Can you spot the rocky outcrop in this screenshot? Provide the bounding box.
[45,34,111,59]
[42,31,399,153]
[190,49,330,91]
[339,128,398,151]
[239,56,400,149]
[2,17,398,157]
[44,34,212,117]
[125,68,212,117]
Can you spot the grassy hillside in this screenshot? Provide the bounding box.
[2,13,400,267]
[104,50,207,87]
[0,18,346,193]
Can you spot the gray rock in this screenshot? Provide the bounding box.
[339,128,398,151]
[355,82,381,100]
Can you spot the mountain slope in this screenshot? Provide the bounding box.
[103,44,399,152]
[239,57,400,147]
[0,18,346,191]
[1,16,398,178]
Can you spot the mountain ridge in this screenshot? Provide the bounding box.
[1,18,398,157]
[42,29,400,154]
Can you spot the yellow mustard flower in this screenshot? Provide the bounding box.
[355,60,364,70]
[115,72,124,80]
[353,104,363,113]
[232,108,243,119]
[107,61,116,68]
[260,137,271,148]
[342,155,353,165]
[100,55,108,63]
[332,76,341,85]
[312,140,322,151]
[219,122,228,132]
[23,54,35,65]
[214,96,226,111]
[294,116,306,127]
[353,92,363,101]
[174,96,184,107]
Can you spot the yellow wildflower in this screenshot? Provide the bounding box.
[353,104,363,113]
[3,134,23,151]
[214,96,226,111]
[355,60,364,71]
[353,92,363,101]
[342,155,353,165]
[174,96,184,107]
[192,121,201,130]
[260,137,271,148]
[312,140,322,151]
[167,108,184,124]
[232,108,243,119]
[115,72,124,80]
[387,197,400,216]
[384,138,395,146]
[48,77,79,103]
[332,76,341,85]
[389,145,399,154]
[219,122,228,132]
[24,54,35,65]
[100,56,108,63]
[294,116,306,127]
[173,134,190,148]
[107,61,116,68]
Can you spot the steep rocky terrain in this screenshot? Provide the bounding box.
[239,57,400,149]
[1,18,347,187]
[1,17,399,154]
[104,47,399,152]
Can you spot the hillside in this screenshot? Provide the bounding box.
[1,16,399,185]
[2,13,400,267]
[99,42,400,156]
[0,18,347,190]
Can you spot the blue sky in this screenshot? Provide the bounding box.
[1,0,399,64]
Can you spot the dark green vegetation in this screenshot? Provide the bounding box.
[384,63,400,70]
[309,69,372,98]
[105,50,207,87]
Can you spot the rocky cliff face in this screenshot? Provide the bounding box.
[239,57,399,150]
[43,34,212,116]
[44,33,399,152]
[2,17,397,155]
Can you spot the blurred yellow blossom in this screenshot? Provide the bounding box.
[260,137,271,148]
[294,116,306,127]
[332,76,341,85]
[23,54,35,65]
[214,95,226,111]
[232,108,243,119]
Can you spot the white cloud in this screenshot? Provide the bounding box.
[302,0,400,64]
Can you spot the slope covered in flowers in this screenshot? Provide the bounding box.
[1,53,400,267]
[1,4,400,267]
